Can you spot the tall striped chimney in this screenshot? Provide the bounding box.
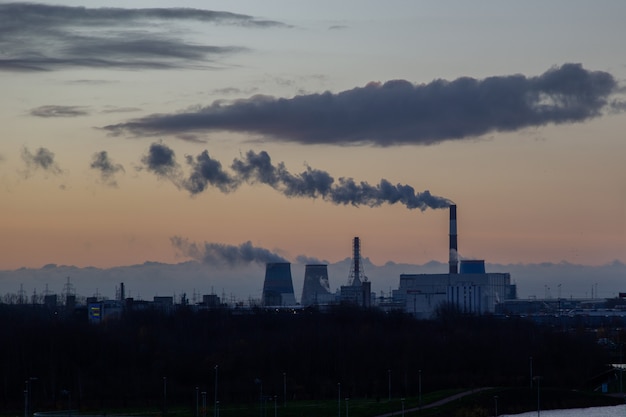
[449,204,458,274]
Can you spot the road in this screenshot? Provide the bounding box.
[374,387,493,417]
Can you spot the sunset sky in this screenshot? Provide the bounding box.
[1,0,625,280]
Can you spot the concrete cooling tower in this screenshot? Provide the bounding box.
[262,262,296,306]
[301,264,333,306]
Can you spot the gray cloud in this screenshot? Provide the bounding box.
[140,143,452,211]
[171,237,288,266]
[0,3,287,72]
[21,146,62,175]
[30,105,89,118]
[90,151,124,186]
[105,64,620,145]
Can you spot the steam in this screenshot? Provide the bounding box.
[21,146,62,175]
[140,144,452,211]
[90,151,124,186]
[171,236,288,266]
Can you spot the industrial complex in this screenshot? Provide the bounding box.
[11,204,623,325]
[260,204,517,318]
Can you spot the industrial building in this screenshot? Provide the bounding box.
[262,262,296,306]
[392,205,516,318]
[300,264,334,306]
[339,237,371,307]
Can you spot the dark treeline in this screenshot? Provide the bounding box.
[0,303,613,413]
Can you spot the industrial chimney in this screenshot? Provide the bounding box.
[449,204,458,274]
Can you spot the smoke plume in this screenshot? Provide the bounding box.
[171,236,288,266]
[140,144,452,211]
[90,150,124,186]
[105,64,621,145]
[21,146,62,175]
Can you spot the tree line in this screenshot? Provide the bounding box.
[0,303,614,414]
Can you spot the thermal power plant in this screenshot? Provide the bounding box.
[340,237,372,307]
[262,262,297,307]
[300,264,333,306]
[392,205,516,318]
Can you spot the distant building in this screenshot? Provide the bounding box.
[262,263,296,307]
[393,260,515,319]
[301,264,334,306]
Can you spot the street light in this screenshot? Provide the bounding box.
[388,369,391,401]
[494,395,498,417]
[196,387,199,417]
[345,398,350,417]
[418,370,422,409]
[163,377,167,417]
[214,365,219,417]
[337,383,341,417]
[283,372,287,408]
[202,392,207,417]
[401,398,405,417]
[534,376,543,417]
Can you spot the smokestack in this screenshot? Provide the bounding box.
[449,204,458,274]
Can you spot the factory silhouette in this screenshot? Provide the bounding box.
[261,204,515,319]
[40,203,621,324]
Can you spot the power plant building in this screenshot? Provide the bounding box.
[393,205,516,318]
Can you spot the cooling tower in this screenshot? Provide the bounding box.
[301,264,332,306]
[449,204,458,274]
[262,262,296,306]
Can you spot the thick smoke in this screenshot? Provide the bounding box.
[90,150,124,186]
[21,146,62,175]
[140,143,452,211]
[231,150,451,210]
[105,64,621,145]
[171,236,288,266]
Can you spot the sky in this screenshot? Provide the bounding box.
[0,1,625,300]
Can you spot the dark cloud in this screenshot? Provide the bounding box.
[90,151,124,186]
[0,3,288,72]
[21,146,62,175]
[105,64,621,145]
[171,237,288,266]
[140,143,452,210]
[30,105,89,118]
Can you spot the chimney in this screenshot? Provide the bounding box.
[449,204,458,274]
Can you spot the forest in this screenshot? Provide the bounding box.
[0,303,618,414]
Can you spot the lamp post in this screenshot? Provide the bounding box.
[163,377,167,417]
[401,398,405,417]
[388,369,391,401]
[529,357,533,389]
[283,372,286,408]
[345,398,350,417]
[214,365,219,417]
[534,376,543,417]
[25,377,37,417]
[494,395,498,417]
[195,387,199,417]
[202,392,207,417]
[337,383,341,417]
[418,370,422,409]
